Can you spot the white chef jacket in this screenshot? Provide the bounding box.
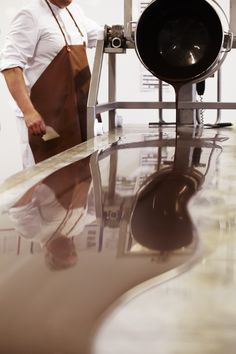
[8,183,96,247]
[0,0,101,105]
[0,0,101,168]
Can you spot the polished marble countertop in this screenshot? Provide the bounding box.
[0,124,236,354]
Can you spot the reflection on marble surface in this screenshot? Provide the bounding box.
[90,128,236,354]
[0,125,233,354]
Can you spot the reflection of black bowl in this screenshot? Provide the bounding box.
[135,0,223,83]
[131,171,200,251]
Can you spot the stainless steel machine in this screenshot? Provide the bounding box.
[87,0,236,138]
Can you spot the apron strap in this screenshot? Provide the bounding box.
[45,0,86,48]
[66,8,85,41]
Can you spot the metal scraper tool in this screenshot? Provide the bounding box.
[42,126,60,141]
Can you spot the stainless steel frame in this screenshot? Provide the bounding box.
[87,0,236,139]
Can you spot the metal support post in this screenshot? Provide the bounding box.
[87,38,105,139]
[178,83,196,125]
[108,53,117,130]
[216,68,222,124]
[158,80,164,123]
[124,0,133,40]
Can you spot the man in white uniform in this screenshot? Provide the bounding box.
[7,156,96,270]
[0,0,101,167]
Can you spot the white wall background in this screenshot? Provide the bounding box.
[0,0,236,182]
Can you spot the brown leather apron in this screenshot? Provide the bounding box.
[29,0,91,163]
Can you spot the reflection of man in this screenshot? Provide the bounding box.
[8,156,95,270]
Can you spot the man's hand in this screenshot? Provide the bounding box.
[2,67,46,136]
[24,109,46,136]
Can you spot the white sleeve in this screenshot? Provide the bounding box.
[8,198,42,240]
[7,184,56,242]
[76,5,103,48]
[0,9,39,71]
